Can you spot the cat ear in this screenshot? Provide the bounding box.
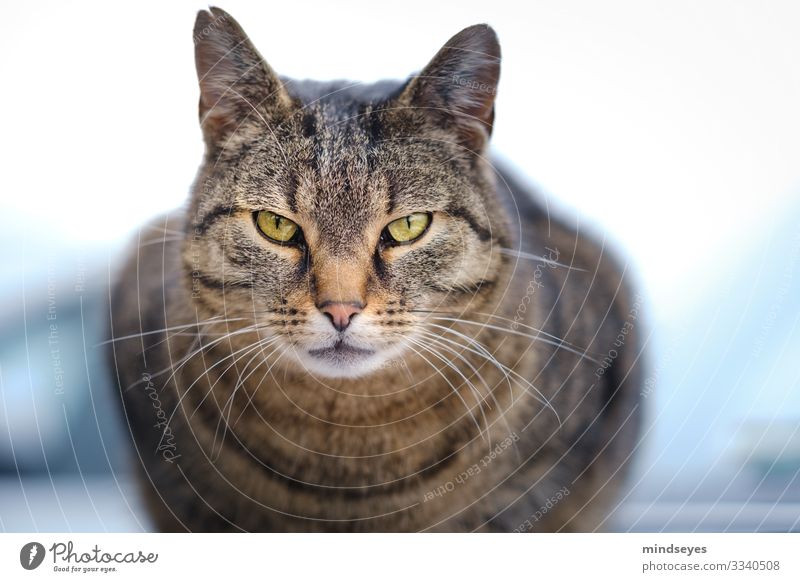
[193,7,293,146]
[397,24,501,154]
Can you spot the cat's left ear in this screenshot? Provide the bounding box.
[193,7,293,147]
[397,24,501,154]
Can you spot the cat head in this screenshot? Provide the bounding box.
[186,7,508,378]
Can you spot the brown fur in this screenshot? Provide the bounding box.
[107,7,644,531]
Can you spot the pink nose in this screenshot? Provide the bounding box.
[319,301,363,332]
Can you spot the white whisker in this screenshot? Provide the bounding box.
[403,341,488,442]
[229,345,288,431]
[426,316,599,363]
[498,247,586,271]
[211,340,284,458]
[423,322,562,426]
[415,332,521,458]
[99,316,249,347]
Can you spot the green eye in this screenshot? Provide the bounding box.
[255,211,300,243]
[385,213,431,243]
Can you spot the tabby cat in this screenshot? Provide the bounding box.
[108,7,643,532]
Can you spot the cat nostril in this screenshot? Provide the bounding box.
[318,301,364,332]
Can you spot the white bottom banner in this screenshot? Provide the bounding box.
[1,533,797,580]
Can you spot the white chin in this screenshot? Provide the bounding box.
[299,350,389,379]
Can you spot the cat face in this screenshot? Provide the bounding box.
[186,8,506,378]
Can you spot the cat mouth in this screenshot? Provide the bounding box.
[307,340,375,362]
[302,339,389,378]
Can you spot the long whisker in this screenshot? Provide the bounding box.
[498,247,587,271]
[133,318,265,365]
[181,336,281,425]
[415,332,521,459]
[130,329,230,394]
[418,340,494,438]
[419,328,516,406]
[422,330,514,398]
[154,322,270,393]
[227,345,288,432]
[150,325,272,410]
[402,341,488,442]
[407,336,492,442]
[158,336,280,450]
[424,316,599,363]
[423,323,562,425]
[211,341,284,458]
[141,225,185,237]
[138,236,185,247]
[410,309,592,355]
[416,333,494,398]
[98,316,250,346]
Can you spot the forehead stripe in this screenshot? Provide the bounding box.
[193,204,244,234]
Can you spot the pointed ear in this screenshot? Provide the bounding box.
[193,7,292,146]
[397,24,501,154]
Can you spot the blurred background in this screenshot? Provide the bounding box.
[1,0,799,531]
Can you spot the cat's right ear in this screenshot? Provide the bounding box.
[193,7,292,146]
[395,24,501,155]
